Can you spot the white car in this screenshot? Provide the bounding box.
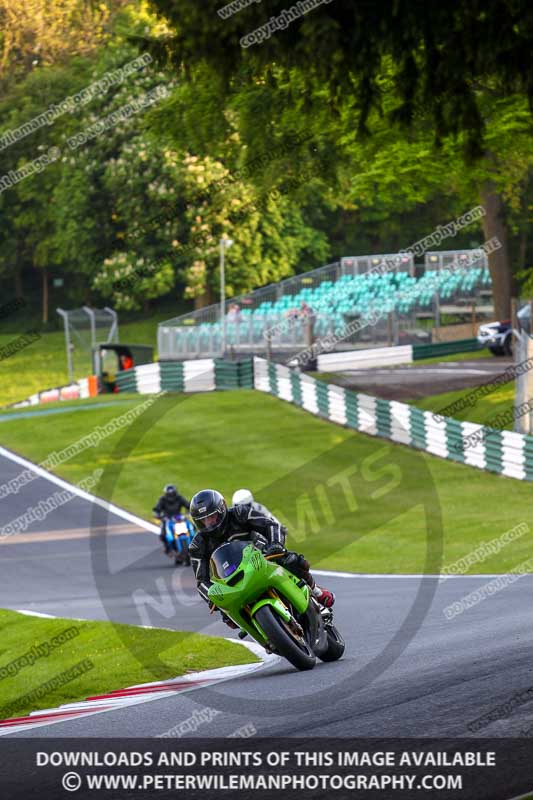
[477,306,530,356]
[477,320,513,356]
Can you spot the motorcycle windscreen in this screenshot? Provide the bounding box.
[210,541,248,579]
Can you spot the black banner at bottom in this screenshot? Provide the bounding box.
[0,738,530,800]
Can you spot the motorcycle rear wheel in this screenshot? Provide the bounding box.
[255,605,316,671]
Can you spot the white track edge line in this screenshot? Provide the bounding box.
[1,447,529,581]
[0,444,159,533]
[0,610,273,736]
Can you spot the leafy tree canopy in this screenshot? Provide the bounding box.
[144,0,533,159]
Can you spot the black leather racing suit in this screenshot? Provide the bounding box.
[153,493,190,546]
[189,503,313,604]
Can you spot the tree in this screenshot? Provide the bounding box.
[0,8,174,319]
[145,0,533,156]
[229,63,533,319]
[92,252,175,311]
[0,0,122,92]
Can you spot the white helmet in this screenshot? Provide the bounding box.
[232,488,254,507]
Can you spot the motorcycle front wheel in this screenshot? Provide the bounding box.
[255,605,316,671]
[180,537,190,566]
[317,623,345,662]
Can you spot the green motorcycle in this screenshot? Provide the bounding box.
[208,541,345,671]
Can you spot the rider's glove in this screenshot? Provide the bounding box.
[263,542,286,558]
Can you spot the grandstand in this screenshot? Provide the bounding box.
[158,250,492,360]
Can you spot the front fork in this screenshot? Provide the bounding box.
[301,597,331,654]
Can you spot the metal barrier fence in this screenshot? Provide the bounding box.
[424,249,488,271]
[340,253,414,276]
[254,358,533,483]
[158,251,493,360]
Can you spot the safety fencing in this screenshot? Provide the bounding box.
[6,337,481,406]
[6,355,532,484]
[114,358,254,394]
[4,359,254,408]
[253,358,533,483]
[317,345,413,372]
[316,338,481,372]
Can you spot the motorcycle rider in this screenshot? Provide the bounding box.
[231,488,274,519]
[153,484,190,554]
[189,489,335,628]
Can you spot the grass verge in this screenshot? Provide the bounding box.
[404,348,492,367]
[0,313,171,408]
[0,609,256,720]
[408,381,514,428]
[0,390,531,575]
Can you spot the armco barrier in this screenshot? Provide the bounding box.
[317,345,413,372]
[316,338,482,373]
[253,357,533,483]
[413,337,482,360]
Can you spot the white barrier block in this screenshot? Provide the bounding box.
[78,378,90,399]
[501,462,526,480]
[501,433,526,479]
[275,363,293,402]
[424,412,448,458]
[461,421,486,469]
[328,385,347,425]
[136,363,162,394]
[501,429,527,451]
[390,400,412,445]
[300,376,319,415]
[317,344,412,372]
[357,393,377,435]
[183,359,215,392]
[40,388,60,403]
[253,357,270,392]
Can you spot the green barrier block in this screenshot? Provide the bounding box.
[413,338,481,361]
[445,418,465,463]
[409,406,427,449]
[315,379,329,418]
[375,398,391,438]
[523,456,533,480]
[524,450,533,482]
[522,436,533,461]
[214,358,239,390]
[290,370,303,406]
[115,370,138,393]
[238,358,254,388]
[345,391,358,429]
[483,431,504,473]
[160,361,185,392]
[268,361,278,396]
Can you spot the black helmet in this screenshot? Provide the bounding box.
[164,484,177,499]
[190,489,228,537]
